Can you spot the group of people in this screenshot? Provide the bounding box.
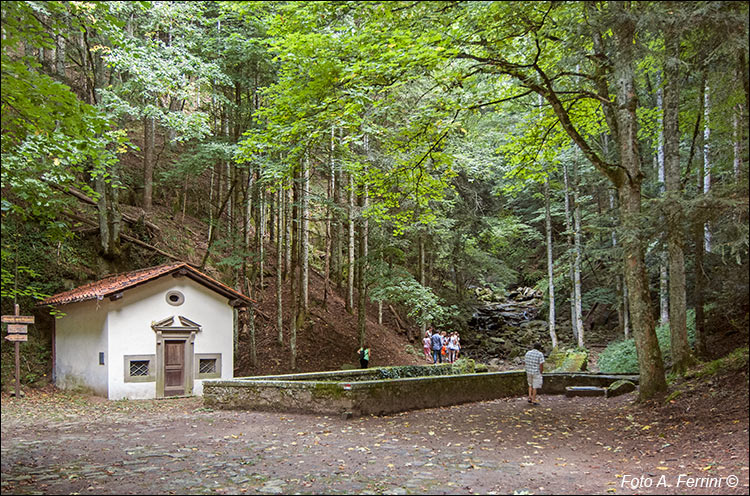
[423,328,461,364]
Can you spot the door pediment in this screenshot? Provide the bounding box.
[152,315,202,333]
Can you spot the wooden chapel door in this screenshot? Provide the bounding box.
[164,340,185,396]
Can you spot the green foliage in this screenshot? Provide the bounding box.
[377,364,452,380]
[369,270,456,328]
[691,346,749,379]
[1,1,131,304]
[598,310,697,373]
[1,335,51,389]
[403,344,423,361]
[548,347,590,372]
[0,216,72,312]
[450,357,477,375]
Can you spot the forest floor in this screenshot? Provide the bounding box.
[2,349,747,495]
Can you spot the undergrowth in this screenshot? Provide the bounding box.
[598,309,696,373]
[688,345,749,379]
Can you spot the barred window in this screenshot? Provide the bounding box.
[199,358,216,375]
[130,360,150,376]
[124,355,155,383]
[195,354,221,379]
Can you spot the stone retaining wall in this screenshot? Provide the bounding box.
[540,373,639,395]
[203,368,638,417]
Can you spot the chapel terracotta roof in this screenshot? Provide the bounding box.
[39,262,254,307]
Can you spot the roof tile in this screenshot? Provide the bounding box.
[39,262,253,307]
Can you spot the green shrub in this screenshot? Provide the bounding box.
[404,344,423,360]
[377,364,452,379]
[598,309,696,373]
[450,358,476,375]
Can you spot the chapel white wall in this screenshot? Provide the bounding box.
[105,275,235,399]
[54,299,109,396]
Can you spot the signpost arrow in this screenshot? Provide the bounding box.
[2,304,33,398]
[1,315,34,324]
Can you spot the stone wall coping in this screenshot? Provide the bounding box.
[231,364,454,382]
[205,370,639,389]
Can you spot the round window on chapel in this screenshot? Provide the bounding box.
[166,290,185,306]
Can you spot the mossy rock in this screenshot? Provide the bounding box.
[549,348,589,372]
[475,363,489,373]
[605,379,637,398]
[451,358,476,375]
[546,347,566,369]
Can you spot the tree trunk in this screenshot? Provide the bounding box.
[655,76,670,327]
[563,161,578,343]
[346,171,355,313]
[258,187,265,300]
[143,114,155,210]
[243,167,254,295]
[95,172,122,259]
[290,173,299,370]
[663,20,693,374]
[612,5,667,399]
[207,165,215,252]
[694,79,708,358]
[572,154,584,348]
[418,234,426,340]
[55,34,66,77]
[544,175,558,349]
[277,187,284,346]
[284,185,292,281]
[324,131,334,309]
[703,81,712,253]
[332,129,343,290]
[301,152,310,313]
[357,180,369,347]
[734,105,743,182]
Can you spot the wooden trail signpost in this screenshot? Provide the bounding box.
[2,304,34,398]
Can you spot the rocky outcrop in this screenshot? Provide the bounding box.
[465,287,550,361]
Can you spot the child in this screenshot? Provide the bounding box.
[358,344,370,369]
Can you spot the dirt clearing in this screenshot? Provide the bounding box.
[2,378,747,495]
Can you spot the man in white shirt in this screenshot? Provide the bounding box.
[524,342,545,405]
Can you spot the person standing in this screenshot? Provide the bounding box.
[358,344,370,369]
[423,330,432,362]
[430,330,443,364]
[524,342,545,405]
[447,332,459,363]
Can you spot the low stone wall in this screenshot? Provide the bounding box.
[204,368,638,417]
[540,373,639,395]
